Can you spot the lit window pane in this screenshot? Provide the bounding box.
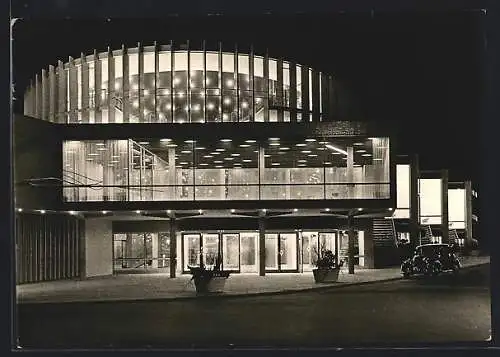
[144,52,154,74]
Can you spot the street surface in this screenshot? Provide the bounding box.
[16,264,491,349]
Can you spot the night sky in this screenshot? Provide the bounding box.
[12,11,484,185]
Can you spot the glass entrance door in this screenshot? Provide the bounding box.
[265,234,278,270]
[279,233,298,271]
[240,232,258,273]
[183,234,201,270]
[301,232,318,272]
[202,233,220,269]
[222,233,240,271]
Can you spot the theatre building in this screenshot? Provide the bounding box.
[14,42,476,284]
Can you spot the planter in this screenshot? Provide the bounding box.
[190,268,230,294]
[313,268,340,283]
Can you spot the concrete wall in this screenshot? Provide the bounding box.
[85,218,113,277]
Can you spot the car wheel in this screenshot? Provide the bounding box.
[431,262,442,276]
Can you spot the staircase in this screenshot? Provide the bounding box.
[420,225,433,245]
[449,228,459,246]
[373,218,397,247]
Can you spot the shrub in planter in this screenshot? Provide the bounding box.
[189,257,230,294]
[313,249,340,283]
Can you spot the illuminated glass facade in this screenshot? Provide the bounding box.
[24,44,335,124]
[62,137,391,202]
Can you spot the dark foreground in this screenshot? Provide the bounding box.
[15,264,491,349]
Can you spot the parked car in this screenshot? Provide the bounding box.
[401,243,461,278]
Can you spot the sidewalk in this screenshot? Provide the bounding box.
[16,255,490,305]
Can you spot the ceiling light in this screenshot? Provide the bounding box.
[272,163,280,166]
[231,209,235,213]
[305,138,316,142]
[231,153,240,157]
[226,79,234,87]
[207,102,215,110]
[262,209,267,213]
[362,154,372,157]
[297,160,307,163]
[324,162,332,165]
[356,149,367,153]
[353,142,364,146]
[40,210,46,214]
[241,102,248,109]
[199,163,208,166]
[138,141,149,145]
[179,162,188,165]
[358,208,363,211]
[373,158,383,161]
[17,208,23,212]
[280,147,290,150]
[195,146,206,150]
[224,157,234,160]
[204,155,213,158]
[264,154,270,158]
[97,147,107,151]
[184,140,196,144]
[69,211,76,215]
[269,142,280,146]
[167,143,178,148]
[239,144,251,148]
[198,209,203,214]
[214,160,223,164]
[296,143,307,147]
[301,150,312,154]
[167,210,171,214]
[319,141,329,144]
[325,144,348,155]
[102,210,108,214]
[325,208,330,212]
[160,138,171,142]
[133,100,139,108]
[215,165,223,168]
[136,210,141,214]
[220,139,232,142]
[216,148,225,151]
[224,98,231,105]
[269,138,280,140]
[181,150,192,154]
[293,208,298,212]
[96,143,105,146]
[298,164,306,167]
[308,154,318,157]
[243,159,252,162]
[245,140,257,143]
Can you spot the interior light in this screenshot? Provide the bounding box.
[223,114,229,120]
[167,210,171,214]
[96,143,105,146]
[324,162,332,165]
[325,144,348,155]
[358,208,363,211]
[198,209,203,214]
[204,155,213,158]
[264,154,270,158]
[174,77,181,85]
[319,141,329,144]
[200,163,208,166]
[179,161,189,165]
[138,141,149,145]
[239,144,251,148]
[143,89,149,96]
[195,146,206,150]
[215,165,223,168]
[296,143,307,147]
[166,104,172,110]
[133,100,139,108]
[241,102,248,109]
[17,208,23,212]
[143,109,149,115]
[114,82,121,90]
[308,154,318,157]
[226,79,234,87]
[373,158,383,161]
[305,138,316,142]
[270,142,280,146]
[220,139,232,142]
[224,157,234,161]
[214,160,223,163]
[269,138,280,141]
[184,105,189,112]
[40,210,46,214]
[224,98,231,105]
[160,138,171,142]
[297,160,307,163]
[353,142,364,146]
[69,211,76,215]
[293,208,298,212]
[185,140,196,143]
[216,148,225,151]
[245,140,257,143]
[136,210,141,214]
[255,98,262,103]
[262,209,267,213]
[301,150,312,154]
[280,147,290,150]
[362,154,372,157]
[181,150,191,154]
[231,209,235,213]
[102,210,108,214]
[243,159,252,162]
[272,163,280,166]
[325,208,330,212]
[356,149,367,153]
[207,103,215,110]
[231,153,240,157]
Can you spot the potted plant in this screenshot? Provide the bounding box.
[189,256,230,295]
[312,249,340,283]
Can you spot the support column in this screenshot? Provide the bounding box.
[465,180,473,249]
[347,146,354,198]
[168,147,176,200]
[409,155,420,250]
[152,233,158,268]
[169,217,177,278]
[258,212,266,276]
[347,211,355,274]
[441,170,449,244]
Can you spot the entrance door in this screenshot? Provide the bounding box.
[240,232,258,273]
[183,233,201,271]
[279,233,298,271]
[301,232,318,272]
[265,234,278,270]
[202,233,220,269]
[222,233,240,271]
[319,232,337,264]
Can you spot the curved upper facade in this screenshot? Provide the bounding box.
[23,43,338,124]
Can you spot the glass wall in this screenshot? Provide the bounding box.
[26,46,332,124]
[112,232,170,273]
[393,164,411,219]
[63,136,391,201]
[419,178,443,225]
